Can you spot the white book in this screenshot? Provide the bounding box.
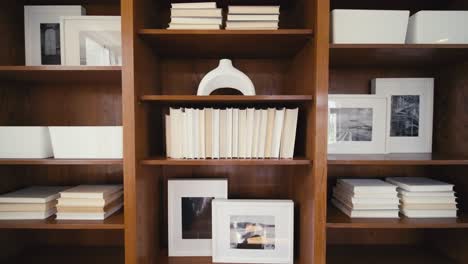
[333,192,400,205]
[226,22,278,28]
[401,203,458,210]
[170,8,222,17]
[185,108,194,159]
[205,108,213,158]
[245,108,255,159]
[168,24,221,30]
[170,108,183,159]
[212,109,220,159]
[226,27,278,30]
[332,199,399,218]
[192,109,199,159]
[386,177,454,192]
[171,17,222,24]
[227,14,279,21]
[226,108,233,158]
[0,201,57,212]
[333,187,397,199]
[180,110,188,158]
[402,209,457,218]
[198,109,206,159]
[0,186,69,204]
[270,108,285,158]
[338,179,398,193]
[171,2,217,9]
[257,109,268,159]
[228,6,280,14]
[264,108,276,157]
[165,114,172,158]
[238,109,247,158]
[400,196,457,204]
[398,189,455,197]
[56,203,122,220]
[60,185,123,199]
[252,109,261,158]
[280,108,299,159]
[332,199,399,210]
[0,208,57,220]
[219,109,227,158]
[58,191,123,207]
[232,108,239,158]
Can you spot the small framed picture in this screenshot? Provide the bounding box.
[328,95,387,154]
[372,78,434,153]
[24,6,85,66]
[212,199,294,264]
[168,179,227,256]
[60,16,121,66]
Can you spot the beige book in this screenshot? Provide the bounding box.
[0,208,56,220]
[60,185,122,199]
[57,197,123,213]
[238,109,247,158]
[257,109,268,158]
[228,5,280,14]
[205,108,213,158]
[400,203,458,210]
[245,108,255,158]
[0,200,57,212]
[170,8,222,18]
[198,109,206,159]
[58,190,123,207]
[264,108,276,157]
[219,109,227,158]
[280,108,299,159]
[56,203,123,220]
[0,186,69,204]
[251,109,261,158]
[165,114,171,158]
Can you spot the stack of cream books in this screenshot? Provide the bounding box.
[0,186,68,219]
[332,179,400,218]
[387,177,457,218]
[56,185,123,220]
[168,2,222,29]
[166,107,298,159]
[226,5,280,30]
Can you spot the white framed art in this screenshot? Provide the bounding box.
[24,5,85,65]
[168,179,227,256]
[328,95,387,154]
[372,78,434,153]
[60,16,121,66]
[212,199,294,264]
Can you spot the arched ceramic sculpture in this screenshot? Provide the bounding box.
[197,59,256,95]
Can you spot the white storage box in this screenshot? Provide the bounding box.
[49,126,122,159]
[406,11,468,44]
[0,127,53,158]
[331,9,410,44]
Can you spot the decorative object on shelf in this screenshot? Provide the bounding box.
[166,107,298,159]
[24,5,85,66]
[61,16,122,66]
[0,126,53,158]
[168,179,228,256]
[406,11,468,44]
[197,59,256,96]
[168,2,222,30]
[212,199,294,264]
[372,78,434,153]
[331,9,410,44]
[49,126,123,159]
[328,95,387,154]
[226,6,280,30]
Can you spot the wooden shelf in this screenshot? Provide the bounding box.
[327,206,468,229]
[327,153,468,165]
[0,211,124,230]
[327,245,456,264]
[140,95,313,104]
[0,158,123,165]
[138,29,314,58]
[141,157,312,166]
[15,246,124,264]
[330,44,468,67]
[0,66,121,84]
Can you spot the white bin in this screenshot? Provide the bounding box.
[49,126,123,159]
[406,11,468,44]
[331,9,410,44]
[0,127,53,158]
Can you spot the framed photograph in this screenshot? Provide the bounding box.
[372,78,434,153]
[60,16,121,66]
[24,6,85,66]
[212,199,294,264]
[168,179,227,256]
[328,95,387,154]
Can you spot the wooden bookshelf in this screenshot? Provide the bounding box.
[141,157,312,166]
[328,154,468,166]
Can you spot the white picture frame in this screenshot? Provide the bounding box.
[168,179,227,256]
[24,6,85,66]
[212,199,294,264]
[372,78,434,153]
[60,16,121,66]
[328,95,387,154]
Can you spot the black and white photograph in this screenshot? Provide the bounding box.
[40,23,61,65]
[230,215,275,250]
[390,95,420,137]
[181,197,214,239]
[330,108,373,142]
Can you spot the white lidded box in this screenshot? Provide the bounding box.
[331,9,410,44]
[0,127,53,158]
[406,11,468,44]
[49,126,122,159]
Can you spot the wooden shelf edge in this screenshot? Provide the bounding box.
[140,95,314,102]
[141,157,312,166]
[328,153,468,166]
[0,158,123,165]
[330,44,468,49]
[139,29,314,36]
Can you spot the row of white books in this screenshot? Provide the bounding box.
[0,185,123,220]
[166,107,299,159]
[226,5,279,30]
[333,177,458,218]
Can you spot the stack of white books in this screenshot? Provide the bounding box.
[166,107,298,159]
[226,5,280,30]
[56,185,123,220]
[387,177,457,218]
[332,179,400,218]
[168,2,222,30]
[0,186,68,220]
